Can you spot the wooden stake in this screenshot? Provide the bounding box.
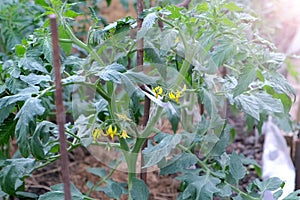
[137,0,150,183]
[50,14,71,200]
[295,139,300,189]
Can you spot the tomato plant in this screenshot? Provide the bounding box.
[0,0,299,199]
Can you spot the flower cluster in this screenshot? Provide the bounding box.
[168,90,182,104]
[92,125,130,141]
[152,86,163,98]
[152,85,185,104]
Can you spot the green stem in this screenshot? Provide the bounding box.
[91,141,120,148]
[157,16,175,28]
[140,106,163,138]
[63,23,105,66]
[86,160,121,196]
[36,81,111,102]
[225,181,259,200]
[123,150,139,200]
[59,38,73,43]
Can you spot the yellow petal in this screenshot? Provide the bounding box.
[153,86,163,98]
[113,126,117,134]
[107,125,117,139]
[92,128,102,141]
[108,125,113,133]
[158,86,163,95]
[169,91,175,99]
[120,130,130,139]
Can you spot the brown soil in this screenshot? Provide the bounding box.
[26,146,180,200]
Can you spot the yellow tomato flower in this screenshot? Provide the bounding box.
[119,130,130,139]
[152,86,163,98]
[168,90,182,103]
[92,128,103,141]
[106,125,117,139]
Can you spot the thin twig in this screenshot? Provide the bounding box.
[50,14,71,200]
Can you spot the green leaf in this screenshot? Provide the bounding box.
[160,29,178,55]
[234,92,284,120]
[223,2,243,12]
[216,183,232,197]
[20,73,51,86]
[208,125,231,157]
[97,65,124,84]
[159,153,198,175]
[106,62,127,72]
[130,178,149,200]
[0,104,15,123]
[15,44,26,57]
[253,177,283,192]
[3,60,20,78]
[39,182,86,200]
[15,98,45,157]
[178,174,221,200]
[129,90,144,123]
[283,189,300,200]
[233,66,256,97]
[229,152,246,180]
[232,194,243,200]
[5,78,28,93]
[197,115,210,136]
[41,36,53,64]
[15,191,38,199]
[31,121,56,160]
[19,57,48,73]
[200,88,218,119]
[165,103,181,133]
[94,99,108,113]
[265,72,296,100]
[211,41,236,67]
[264,85,293,114]
[58,25,72,55]
[201,133,219,156]
[64,9,80,18]
[35,0,48,7]
[74,115,94,147]
[256,92,284,113]
[86,167,107,178]
[0,116,16,146]
[142,134,182,168]
[235,94,260,120]
[0,158,35,195]
[122,70,158,97]
[196,2,209,12]
[0,85,6,95]
[97,179,125,199]
[166,5,183,19]
[144,43,163,64]
[137,12,158,39]
[0,93,31,108]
